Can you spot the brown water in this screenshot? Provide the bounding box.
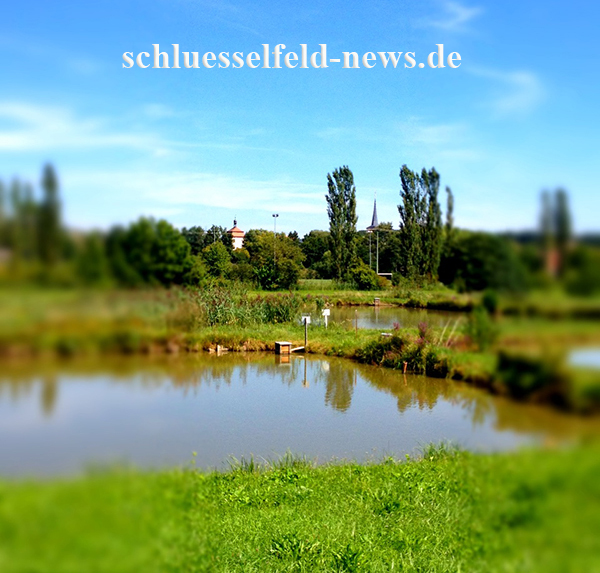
[324,306,461,331]
[1,353,598,477]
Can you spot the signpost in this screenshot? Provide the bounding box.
[301,315,311,348]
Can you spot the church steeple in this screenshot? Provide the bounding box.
[367,193,378,231]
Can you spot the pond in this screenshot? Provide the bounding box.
[325,306,462,331]
[1,353,598,477]
[570,348,600,370]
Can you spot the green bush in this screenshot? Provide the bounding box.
[481,289,499,315]
[440,231,528,293]
[354,333,407,365]
[465,306,498,351]
[496,351,568,401]
[348,261,379,291]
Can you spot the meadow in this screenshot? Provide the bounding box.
[1,444,599,572]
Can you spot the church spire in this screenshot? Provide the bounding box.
[367,193,378,231]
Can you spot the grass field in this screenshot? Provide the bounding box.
[1,445,599,572]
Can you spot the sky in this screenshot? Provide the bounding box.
[0,0,598,236]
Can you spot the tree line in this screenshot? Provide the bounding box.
[0,163,596,295]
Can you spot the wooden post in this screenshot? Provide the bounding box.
[304,319,308,348]
[355,309,358,334]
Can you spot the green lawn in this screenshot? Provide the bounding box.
[1,445,599,572]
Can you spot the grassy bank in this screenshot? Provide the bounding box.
[1,445,599,572]
[1,288,599,411]
[296,280,600,318]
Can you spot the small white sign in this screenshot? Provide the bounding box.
[301,315,311,324]
[322,308,330,317]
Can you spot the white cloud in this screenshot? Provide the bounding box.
[426,1,483,32]
[142,104,176,120]
[399,119,468,146]
[64,169,325,216]
[0,34,104,76]
[0,102,158,152]
[468,67,545,117]
[315,118,482,163]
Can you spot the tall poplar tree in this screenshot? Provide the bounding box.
[326,166,357,280]
[37,164,61,267]
[9,179,24,263]
[540,190,553,253]
[554,188,571,276]
[421,168,443,280]
[398,165,443,281]
[445,186,455,246]
[398,165,424,280]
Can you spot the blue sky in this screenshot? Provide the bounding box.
[1,0,598,236]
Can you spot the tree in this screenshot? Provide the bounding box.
[348,260,380,290]
[244,229,304,289]
[564,245,600,297]
[376,224,403,275]
[244,229,304,267]
[441,231,527,292]
[555,188,571,276]
[181,224,233,255]
[8,179,24,263]
[398,165,424,280]
[421,168,443,280]
[540,190,553,253]
[445,186,455,248]
[76,232,111,286]
[325,166,358,280]
[181,226,207,256]
[397,165,444,281]
[106,226,142,286]
[202,241,231,278]
[250,229,303,289]
[106,218,194,287]
[206,225,233,251]
[301,230,332,278]
[37,164,61,268]
[21,183,38,261]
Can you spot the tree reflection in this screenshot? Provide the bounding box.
[1,353,599,442]
[41,376,58,417]
[323,362,355,412]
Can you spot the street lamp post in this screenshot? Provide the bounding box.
[272,213,279,263]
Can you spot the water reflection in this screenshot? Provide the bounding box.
[570,348,600,370]
[323,361,355,412]
[1,353,599,476]
[326,306,460,331]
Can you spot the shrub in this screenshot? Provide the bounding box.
[481,289,500,315]
[440,231,528,293]
[465,306,498,351]
[496,351,568,401]
[354,333,407,365]
[348,261,380,290]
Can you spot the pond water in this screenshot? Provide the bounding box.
[1,353,599,477]
[321,306,462,331]
[570,348,600,370]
